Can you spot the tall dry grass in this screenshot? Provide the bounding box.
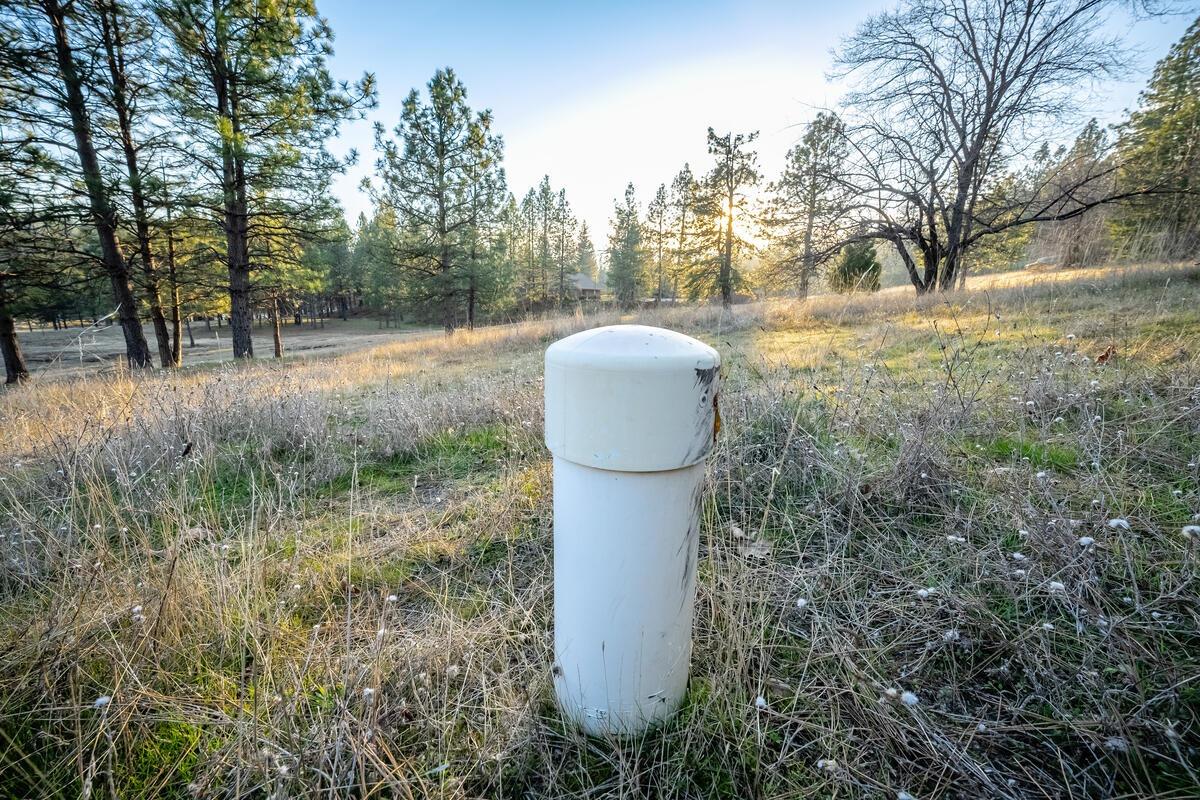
[1,265,1198,798]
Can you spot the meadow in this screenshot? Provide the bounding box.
[1,264,1198,799]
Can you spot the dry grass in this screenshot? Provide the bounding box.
[1,265,1199,798]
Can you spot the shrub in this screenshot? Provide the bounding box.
[829,241,881,293]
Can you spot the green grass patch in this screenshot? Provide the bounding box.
[331,424,509,496]
[976,434,1080,471]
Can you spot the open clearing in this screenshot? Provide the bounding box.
[13,318,436,378]
[1,264,1198,798]
[13,264,1146,380]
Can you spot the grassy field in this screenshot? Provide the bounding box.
[1,264,1198,798]
[13,316,438,378]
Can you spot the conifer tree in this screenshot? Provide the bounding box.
[575,222,597,280]
[829,240,881,293]
[646,184,669,303]
[607,183,644,308]
[5,0,153,368]
[766,112,849,297]
[668,164,700,300]
[157,0,373,357]
[374,68,502,331]
[703,129,759,307]
[1115,17,1200,259]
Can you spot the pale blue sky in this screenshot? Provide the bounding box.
[322,0,1192,243]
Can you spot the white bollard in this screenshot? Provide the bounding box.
[544,324,720,735]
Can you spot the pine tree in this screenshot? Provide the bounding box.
[157,0,373,357]
[829,241,881,293]
[1115,17,1200,260]
[1033,120,1115,267]
[94,0,176,366]
[575,222,597,280]
[668,164,699,300]
[607,183,644,308]
[703,129,759,307]
[645,184,669,303]
[518,188,539,308]
[374,68,502,331]
[4,0,154,368]
[535,176,555,306]
[766,112,849,297]
[552,188,575,305]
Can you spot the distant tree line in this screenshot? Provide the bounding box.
[1,0,1196,383]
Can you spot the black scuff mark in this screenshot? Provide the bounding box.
[680,366,720,467]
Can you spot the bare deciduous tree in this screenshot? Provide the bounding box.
[834,0,1160,293]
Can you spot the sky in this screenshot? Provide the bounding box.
[321,0,1192,248]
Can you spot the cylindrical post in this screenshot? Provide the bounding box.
[544,324,720,735]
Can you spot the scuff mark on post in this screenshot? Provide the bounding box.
[694,365,719,389]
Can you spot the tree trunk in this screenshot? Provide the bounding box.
[939,249,961,292]
[211,17,252,359]
[467,276,477,331]
[166,219,183,364]
[229,265,253,358]
[186,317,195,347]
[721,190,734,309]
[0,284,30,385]
[894,236,929,294]
[45,0,151,369]
[271,297,283,358]
[99,0,173,367]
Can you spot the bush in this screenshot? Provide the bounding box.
[829,241,881,293]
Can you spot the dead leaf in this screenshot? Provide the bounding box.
[740,537,772,559]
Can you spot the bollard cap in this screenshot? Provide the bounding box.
[544,324,720,472]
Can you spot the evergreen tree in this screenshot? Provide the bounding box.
[607,183,644,308]
[374,68,502,331]
[552,188,576,305]
[4,0,153,368]
[575,222,597,280]
[535,176,555,305]
[355,207,402,322]
[1115,17,1200,260]
[645,184,669,302]
[766,112,849,297]
[518,187,539,308]
[157,0,374,357]
[703,129,759,307]
[668,164,700,300]
[829,241,881,293]
[94,0,176,366]
[1032,120,1115,267]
